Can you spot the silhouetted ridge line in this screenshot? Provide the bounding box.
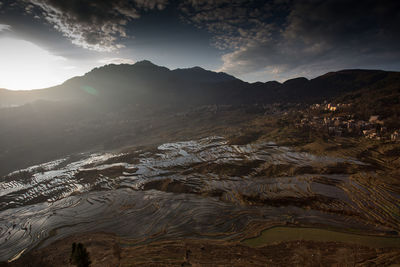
[0,62,399,108]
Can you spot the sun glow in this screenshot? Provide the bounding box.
[0,37,81,90]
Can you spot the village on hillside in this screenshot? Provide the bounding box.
[295,102,400,142]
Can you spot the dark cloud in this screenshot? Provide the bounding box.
[180,0,278,50]
[1,0,399,81]
[22,0,168,51]
[181,0,400,80]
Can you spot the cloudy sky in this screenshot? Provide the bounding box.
[0,0,399,90]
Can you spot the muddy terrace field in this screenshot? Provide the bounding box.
[1,135,400,266]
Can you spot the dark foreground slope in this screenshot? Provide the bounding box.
[5,232,400,267]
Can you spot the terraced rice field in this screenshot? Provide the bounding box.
[1,136,399,262]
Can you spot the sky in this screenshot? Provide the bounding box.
[0,0,399,90]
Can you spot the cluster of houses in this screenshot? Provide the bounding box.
[296,113,400,142]
[302,102,400,141]
[310,102,352,112]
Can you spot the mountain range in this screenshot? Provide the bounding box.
[1,60,399,108]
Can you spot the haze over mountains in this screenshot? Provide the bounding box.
[1,60,399,108]
[0,61,399,176]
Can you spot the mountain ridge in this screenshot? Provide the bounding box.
[0,61,399,108]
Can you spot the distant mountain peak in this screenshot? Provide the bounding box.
[1,68,398,110]
[84,60,166,77]
[173,66,205,72]
[170,66,238,83]
[190,66,205,71]
[133,60,156,67]
[283,77,308,85]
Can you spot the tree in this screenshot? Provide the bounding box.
[70,242,91,267]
